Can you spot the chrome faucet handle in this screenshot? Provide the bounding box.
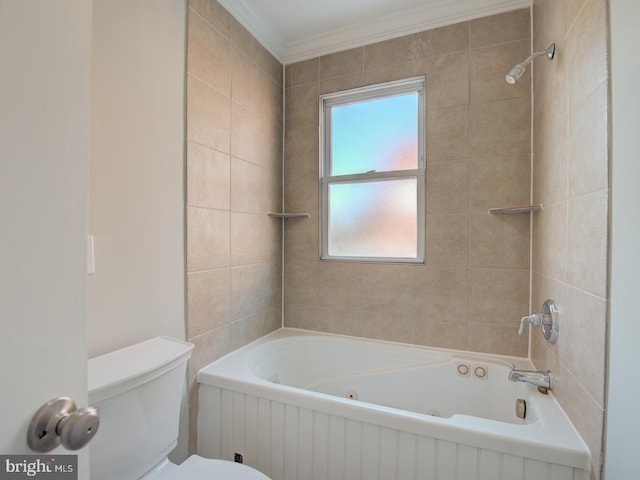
[519,300,560,344]
[518,313,542,336]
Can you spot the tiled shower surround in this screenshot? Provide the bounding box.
[185,0,284,450]
[531,0,609,478]
[185,0,610,476]
[284,9,532,357]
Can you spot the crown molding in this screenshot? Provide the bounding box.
[283,0,532,64]
[217,0,287,60]
[218,0,532,65]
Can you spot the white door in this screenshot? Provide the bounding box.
[0,0,93,478]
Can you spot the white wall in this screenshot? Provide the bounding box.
[89,0,187,357]
[605,0,640,476]
[0,0,91,475]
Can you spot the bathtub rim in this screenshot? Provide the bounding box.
[197,328,591,471]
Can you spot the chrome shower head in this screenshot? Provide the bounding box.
[506,63,527,84]
[505,43,555,84]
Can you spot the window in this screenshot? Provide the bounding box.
[320,77,425,263]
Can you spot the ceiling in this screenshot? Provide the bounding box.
[217,0,531,64]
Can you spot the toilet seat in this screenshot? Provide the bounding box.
[151,455,270,480]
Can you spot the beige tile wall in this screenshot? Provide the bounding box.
[531,0,609,478]
[185,0,283,451]
[284,9,532,357]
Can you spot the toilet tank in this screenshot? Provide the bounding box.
[88,337,194,480]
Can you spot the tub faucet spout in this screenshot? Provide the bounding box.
[508,365,553,393]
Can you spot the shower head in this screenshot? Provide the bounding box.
[505,43,555,84]
[505,63,527,84]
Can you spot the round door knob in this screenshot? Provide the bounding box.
[57,406,100,450]
[27,397,100,452]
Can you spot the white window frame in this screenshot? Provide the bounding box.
[319,76,426,263]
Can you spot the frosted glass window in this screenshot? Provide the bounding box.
[328,179,417,257]
[320,77,425,263]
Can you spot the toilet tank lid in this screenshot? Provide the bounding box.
[89,337,194,404]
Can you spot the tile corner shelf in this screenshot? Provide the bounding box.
[267,212,311,219]
[488,204,543,215]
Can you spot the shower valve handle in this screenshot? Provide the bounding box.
[518,313,543,336]
[517,300,560,344]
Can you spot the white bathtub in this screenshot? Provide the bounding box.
[197,329,590,480]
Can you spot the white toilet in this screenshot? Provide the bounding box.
[88,336,270,480]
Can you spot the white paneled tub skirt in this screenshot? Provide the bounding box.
[197,328,590,480]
